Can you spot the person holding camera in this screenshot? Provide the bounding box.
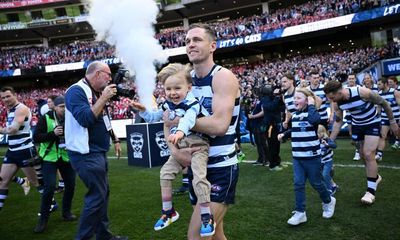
[65,61,126,240]
[33,96,77,233]
[247,94,269,166]
[260,84,285,171]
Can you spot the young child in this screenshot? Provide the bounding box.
[278,88,336,226]
[318,125,339,195]
[130,63,215,237]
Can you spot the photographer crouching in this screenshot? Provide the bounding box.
[259,82,286,171]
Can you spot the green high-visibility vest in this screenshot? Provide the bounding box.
[38,114,69,162]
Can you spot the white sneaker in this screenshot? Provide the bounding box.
[322,196,336,218]
[376,174,382,185]
[287,211,307,225]
[353,151,360,161]
[21,177,30,196]
[361,192,375,205]
[375,154,382,161]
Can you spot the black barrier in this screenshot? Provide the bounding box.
[126,122,170,168]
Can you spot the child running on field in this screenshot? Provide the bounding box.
[130,63,216,237]
[318,125,339,195]
[278,88,336,226]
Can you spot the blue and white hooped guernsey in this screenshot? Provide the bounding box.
[190,65,240,168]
[338,87,380,126]
[308,84,329,121]
[291,110,321,160]
[6,103,34,151]
[321,142,333,164]
[379,88,400,121]
[284,90,296,114]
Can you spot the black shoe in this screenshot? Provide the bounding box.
[173,185,189,195]
[109,236,128,240]
[62,212,77,221]
[33,217,48,233]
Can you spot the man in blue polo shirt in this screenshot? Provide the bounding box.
[65,61,126,240]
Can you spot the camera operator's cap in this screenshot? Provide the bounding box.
[53,96,65,106]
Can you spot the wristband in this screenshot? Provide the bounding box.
[113,140,120,144]
[389,119,397,124]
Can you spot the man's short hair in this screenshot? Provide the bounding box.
[188,23,216,42]
[283,73,295,81]
[283,73,296,86]
[310,70,319,76]
[324,80,342,94]
[0,86,15,94]
[86,61,105,76]
[48,95,57,101]
[388,76,398,84]
[348,73,356,78]
[378,77,388,85]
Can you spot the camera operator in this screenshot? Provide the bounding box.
[33,96,76,233]
[64,61,127,240]
[247,89,269,166]
[259,83,285,171]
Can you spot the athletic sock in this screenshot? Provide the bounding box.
[58,180,65,188]
[13,176,25,185]
[200,206,211,216]
[376,150,383,157]
[162,201,172,211]
[0,189,9,210]
[182,174,189,188]
[367,177,378,195]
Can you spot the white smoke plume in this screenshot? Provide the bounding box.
[85,0,168,109]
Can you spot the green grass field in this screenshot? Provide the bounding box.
[0,139,399,240]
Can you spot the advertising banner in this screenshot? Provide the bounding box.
[382,57,400,76]
[0,0,67,9]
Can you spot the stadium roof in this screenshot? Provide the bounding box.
[157,0,265,25]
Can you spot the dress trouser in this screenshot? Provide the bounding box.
[70,152,113,240]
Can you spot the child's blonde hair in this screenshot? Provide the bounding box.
[318,125,329,138]
[295,87,321,109]
[157,63,192,85]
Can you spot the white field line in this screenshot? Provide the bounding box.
[242,160,400,170]
[2,156,398,170]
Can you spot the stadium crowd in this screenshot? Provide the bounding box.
[156,0,396,49]
[235,43,399,106]
[1,0,397,70]
[1,42,399,125]
[0,41,116,71]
